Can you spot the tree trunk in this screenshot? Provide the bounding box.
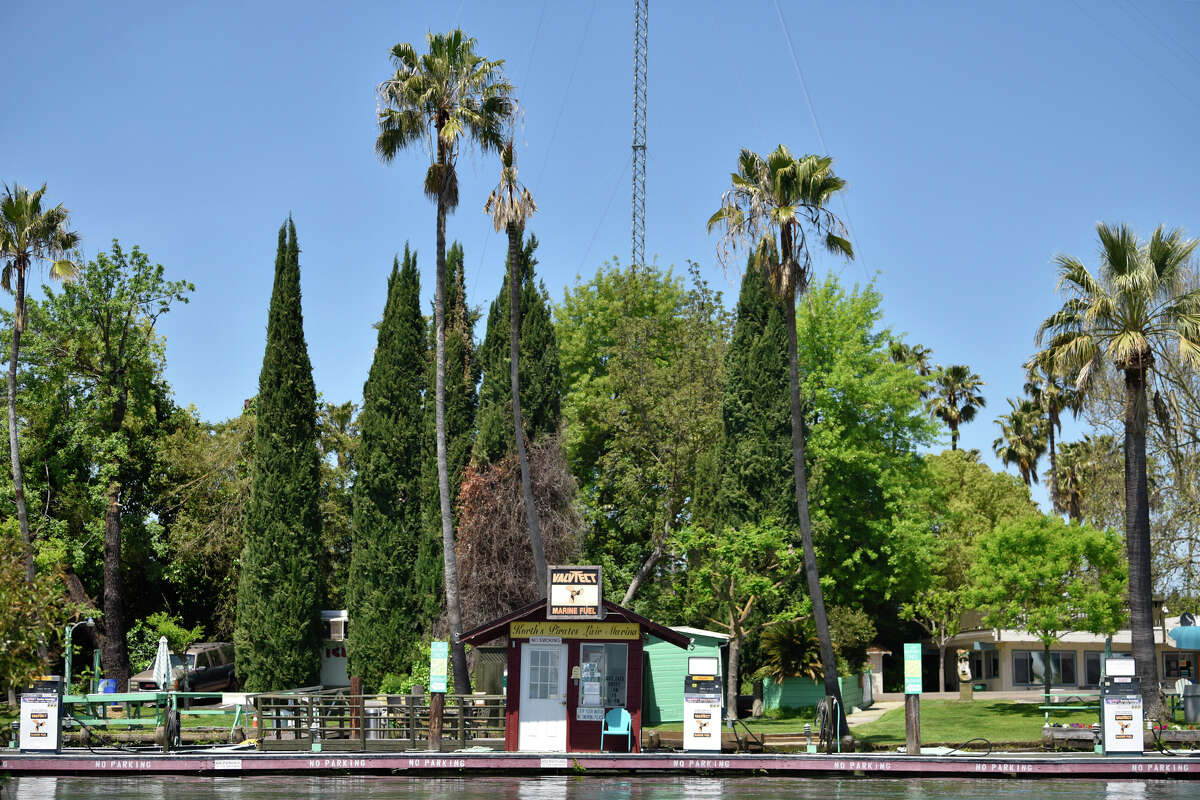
[938,645,946,693]
[508,222,546,596]
[101,482,130,688]
[1048,420,1058,507]
[433,137,470,696]
[950,424,959,451]
[1124,365,1161,716]
[621,519,668,606]
[784,296,847,736]
[725,619,741,723]
[1042,641,1053,702]
[7,264,33,585]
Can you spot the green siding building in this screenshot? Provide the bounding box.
[762,674,866,713]
[642,627,730,725]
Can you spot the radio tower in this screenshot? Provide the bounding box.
[631,0,647,268]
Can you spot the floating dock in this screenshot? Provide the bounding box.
[3,749,1200,778]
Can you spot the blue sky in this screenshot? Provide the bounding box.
[4,1,1199,507]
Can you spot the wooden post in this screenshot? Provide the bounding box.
[350,676,363,748]
[429,692,444,752]
[905,693,920,755]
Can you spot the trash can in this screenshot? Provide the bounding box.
[98,679,118,694]
[1184,683,1200,724]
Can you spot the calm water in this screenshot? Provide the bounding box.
[3,776,1198,800]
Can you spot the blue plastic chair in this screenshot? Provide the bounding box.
[601,707,632,752]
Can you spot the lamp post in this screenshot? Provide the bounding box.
[64,618,95,695]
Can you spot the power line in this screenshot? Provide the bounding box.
[579,152,633,274]
[773,0,868,282]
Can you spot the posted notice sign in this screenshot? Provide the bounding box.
[547,565,603,620]
[904,642,923,694]
[430,641,448,693]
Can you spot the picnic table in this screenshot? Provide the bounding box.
[1038,690,1100,722]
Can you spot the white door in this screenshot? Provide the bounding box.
[518,643,568,751]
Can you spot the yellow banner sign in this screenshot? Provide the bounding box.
[510,621,640,640]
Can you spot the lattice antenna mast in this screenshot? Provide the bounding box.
[631,0,648,268]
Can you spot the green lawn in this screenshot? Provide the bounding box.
[647,700,1098,747]
[851,700,1098,747]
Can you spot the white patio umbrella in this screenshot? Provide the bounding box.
[153,636,173,690]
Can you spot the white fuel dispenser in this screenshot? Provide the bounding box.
[683,656,722,751]
[1100,657,1143,755]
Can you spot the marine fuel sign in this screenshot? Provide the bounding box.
[546,565,603,620]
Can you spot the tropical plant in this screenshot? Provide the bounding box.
[375,29,513,694]
[992,398,1046,486]
[926,364,986,451]
[707,143,854,734]
[1036,222,1200,713]
[485,140,546,594]
[0,182,79,585]
[1023,360,1081,501]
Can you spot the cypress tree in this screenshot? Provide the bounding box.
[348,247,426,687]
[718,257,796,529]
[235,218,323,692]
[473,235,562,465]
[416,243,479,626]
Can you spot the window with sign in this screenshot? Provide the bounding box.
[578,643,628,708]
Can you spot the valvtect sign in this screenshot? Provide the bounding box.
[546,565,603,620]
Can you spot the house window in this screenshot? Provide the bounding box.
[1083,651,1132,687]
[1013,650,1077,686]
[1164,652,1199,680]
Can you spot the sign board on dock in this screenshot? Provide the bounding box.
[904,642,923,695]
[429,641,448,693]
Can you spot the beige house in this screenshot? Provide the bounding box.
[946,610,1196,691]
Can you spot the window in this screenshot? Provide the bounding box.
[579,643,629,708]
[527,648,560,700]
[1164,652,1198,680]
[1083,652,1132,687]
[1013,650,1077,686]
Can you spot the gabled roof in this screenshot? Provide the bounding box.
[458,598,691,649]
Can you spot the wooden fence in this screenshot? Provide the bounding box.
[254,690,506,752]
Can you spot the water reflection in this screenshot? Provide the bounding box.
[8,775,1200,800]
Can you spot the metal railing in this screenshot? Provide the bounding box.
[254,690,505,751]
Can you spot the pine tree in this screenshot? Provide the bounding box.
[348,247,426,687]
[417,243,479,626]
[473,235,562,465]
[718,258,796,529]
[235,218,323,692]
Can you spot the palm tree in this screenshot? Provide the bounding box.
[485,140,546,595]
[890,342,934,397]
[926,364,986,450]
[708,144,854,737]
[1023,359,1080,502]
[1037,222,1200,715]
[0,182,79,585]
[376,31,512,694]
[992,398,1046,486]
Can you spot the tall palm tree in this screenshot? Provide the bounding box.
[1037,222,1200,715]
[376,31,512,694]
[992,398,1046,486]
[1023,359,1080,502]
[926,364,986,450]
[0,182,79,585]
[708,144,853,738]
[485,140,546,595]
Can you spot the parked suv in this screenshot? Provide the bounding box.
[130,642,236,692]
